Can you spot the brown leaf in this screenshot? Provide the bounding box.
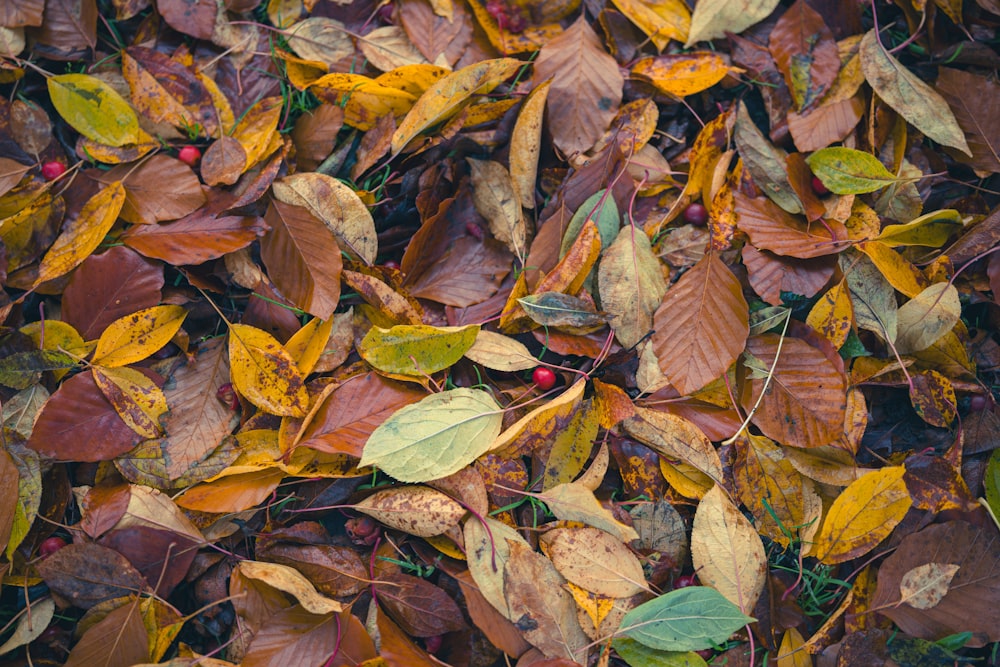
[399,0,473,66]
[532,17,623,157]
[99,525,199,596]
[734,191,848,258]
[157,337,238,480]
[871,521,1000,646]
[27,371,142,462]
[37,542,147,609]
[768,0,839,112]
[936,68,1000,172]
[261,199,342,319]
[61,246,163,340]
[376,571,467,636]
[63,600,148,667]
[651,253,749,395]
[121,45,218,137]
[257,543,368,598]
[296,372,426,457]
[742,244,836,306]
[503,541,589,661]
[103,154,206,225]
[121,189,268,265]
[744,334,847,448]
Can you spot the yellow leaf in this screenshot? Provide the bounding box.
[231,97,283,168]
[310,73,418,130]
[632,52,731,97]
[391,58,522,153]
[611,0,690,49]
[806,280,854,348]
[858,240,928,298]
[35,181,126,286]
[875,209,963,248]
[92,305,187,368]
[285,316,334,376]
[47,74,141,147]
[659,459,713,499]
[813,466,912,564]
[236,560,344,614]
[374,63,450,98]
[492,379,585,454]
[536,482,639,543]
[509,80,550,209]
[19,320,87,379]
[464,330,538,372]
[776,628,812,667]
[534,218,602,297]
[228,323,309,417]
[91,366,168,439]
[358,324,479,376]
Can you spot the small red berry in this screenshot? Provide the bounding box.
[683,202,709,226]
[384,259,401,270]
[216,383,239,411]
[695,648,714,660]
[345,516,381,546]
[811,175,830,196]
[532,367,557,391]
[970,394,990,412]
[39,537,67,558]
[674,573,698,589]
[41,161,66,181]
[178,145,202,167]
[423,635,444,654]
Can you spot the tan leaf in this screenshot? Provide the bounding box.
[899,563,960,610]
[236,560,344,614]
[355,486,466,537]
[691,484,767,614]
[546,526,647,598]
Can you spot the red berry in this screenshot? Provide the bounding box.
[178,145,202,167]
[216,383,239,411]
[811,175,830,196]
[423,635,444,654]
[683,202,709,226]
[532,367,557,390]
[39,537,67,558]
[674,573,698,589]
[970,394,990,412]
[695,648,714,660]
[41,161,66,181]
[345,516,381,546]
[384,260,401,270]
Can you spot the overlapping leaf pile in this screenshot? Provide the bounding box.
[1,0,1000,665]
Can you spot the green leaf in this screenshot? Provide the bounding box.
[876,209,963,248]
[518,292,608,328]
[859,30,971,156]
[47,74,142,147]
[806,147,898,194]
[843,251,898,343]
[985,449,1000,521]
[618,586,754,652]
[358,324,479,376]
[733,101,803,214]
[611,637,708,667]
[0,351,79,390]
[560,189,619,257]
[598,226,668,348]
[360,388,502,482]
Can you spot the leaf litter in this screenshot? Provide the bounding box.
[1,1,1000,666]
